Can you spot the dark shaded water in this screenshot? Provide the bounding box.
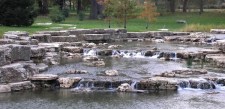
[1,89,225,109]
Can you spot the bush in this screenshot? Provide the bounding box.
[0,0,37,26]
[49,6,65,23]
[78,11,85,21]
[62,8,70,18]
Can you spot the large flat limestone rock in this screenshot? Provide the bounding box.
[30,74,58,81]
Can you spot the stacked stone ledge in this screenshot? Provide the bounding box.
[0,29,225,93]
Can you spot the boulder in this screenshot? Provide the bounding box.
[139,77,178,91]
[0,49,6,66]
[0,62,39,83]
[9,45,31,62]
[98,49,113,56]
[0,85,11,93]
[51,35,78,42]
[0,39,15,45]
[83,56,99,62]
[4,31,29,37]
[64,69,88,74]
[105,70,119,76]
[30,74,58,81]
[117,83,132,92]
[82,34,110,41]
[58,77,82,88]
[62,46,83,53]
[36,63,48,72]
[31,47,46,58]
[84,61,105,67]
[36,30,69,36]
[82,43,97,48]
[31,34,52,43]
[211,29,225,34]
[9,81,33,91]
[108,45,122,49]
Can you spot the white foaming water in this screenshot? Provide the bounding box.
[84,49,97,56]
[112,50,146,58]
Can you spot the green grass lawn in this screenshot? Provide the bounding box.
[0,12,225,36]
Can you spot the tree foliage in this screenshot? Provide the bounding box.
[0,0,37,26]
[139,0,159,29]
[103,0,139,28]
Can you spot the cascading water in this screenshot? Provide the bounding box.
[83,49,97,56]
[131,81,138,90]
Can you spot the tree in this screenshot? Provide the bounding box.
[139,1,159,29]
[0,0,37,26]
[168,0,176,13]
[37,0,49,15]
[103,0,114,28]
[183,0,189,12]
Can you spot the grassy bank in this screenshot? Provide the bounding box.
[0,12,225,36]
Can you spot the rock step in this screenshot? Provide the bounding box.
[29,74,58,81]
[51,35,78,42]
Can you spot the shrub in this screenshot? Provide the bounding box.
[62,8,70,18]
[49,6,65,23]
[0,0,37,26]
[78,11,85,21]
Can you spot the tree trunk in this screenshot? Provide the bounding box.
[38,0,48,15]
[69,0,72,10]
[183,0,188,12]
[89,0,98,19]
[199,0,204,14]
[77,0,82,14]
[169,0,176,13]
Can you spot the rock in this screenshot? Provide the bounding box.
[153,39,165,43]
[37,30,69,36]
[58,77,82,88]
[105,70,119,76]
[211,29,225,34]
[38,43,63,52]
[176,20,187,24]
[31,34,52,43]
[188,78,215,89]
[0,49,6,66]
[0,62,39,83]
[31,47,46,58]
[36,63,48,72]
[82,43,97,48]
[127,32,152,38]
[83,56,99,62]
[144,50,154,56]
[51,35,78,42]
[139,77,178,91]
[84,61,105,67]
[0,85,11,93]
[9,81,33,91]
[62,46,83,53]
[4,31,29,37]
[117,83,132,92]
[9,45,31,62]
[0,39,15,45]
[108,45,122,49]
[98,49,112,56]
[30,39,39,45]
[160,69,207,78]
[30,74,58,81]
[82,34,110,42]
[64,69,88,74]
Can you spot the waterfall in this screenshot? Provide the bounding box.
[131,81,137,90]
[108,82,113,89]
[112,50,145,58]
[83,49,97,56]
